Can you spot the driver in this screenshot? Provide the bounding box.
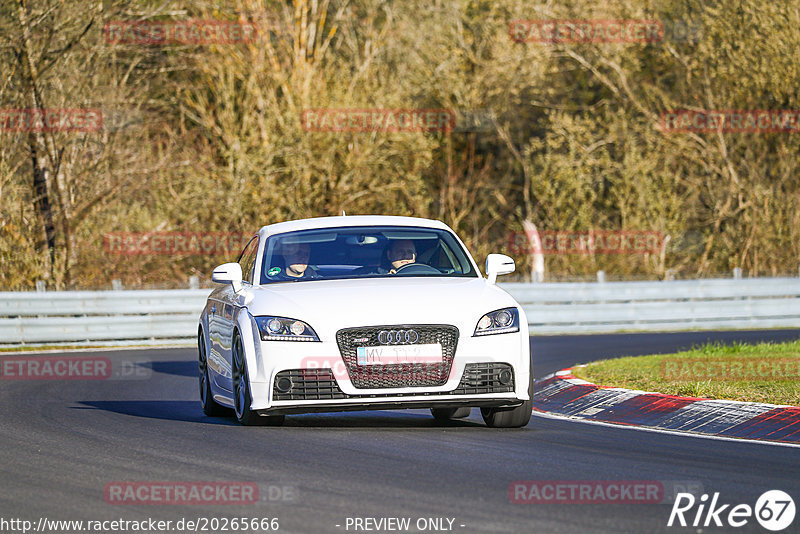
[387,239,416,274]
[275,242,318,279]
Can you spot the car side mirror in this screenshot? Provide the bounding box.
[485,254,515,285]
[212,262,243,292]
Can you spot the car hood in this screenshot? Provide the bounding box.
[244,277,518,336]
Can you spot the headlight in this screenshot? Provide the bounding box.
[473,307,520,336]
[255,316,320,342]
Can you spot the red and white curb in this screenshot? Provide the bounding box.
[533,367,800,444]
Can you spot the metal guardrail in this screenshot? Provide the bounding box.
[1,278,800,345]
[504,278,800,334]
[0,290,209,345]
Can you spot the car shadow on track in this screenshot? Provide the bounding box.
[282,411,488,429]
[74,401,493,429]
[75,400,238,426]
[148,360,196,377]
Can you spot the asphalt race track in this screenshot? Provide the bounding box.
[2,330,800,534]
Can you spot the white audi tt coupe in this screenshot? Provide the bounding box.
[198,215,532,427]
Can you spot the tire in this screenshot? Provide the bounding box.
[481,364,533,428]
[430,407,471,423]
[232,331,285,427]
[199,331,228,417]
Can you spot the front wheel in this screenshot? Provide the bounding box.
[199,331,228,417]
[481,366,533,428]
[232,331,285,427]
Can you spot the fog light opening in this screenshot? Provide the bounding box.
[276,376,293,393]
[498,369,512,385]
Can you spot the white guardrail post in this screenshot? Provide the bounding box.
[1,278,800,344]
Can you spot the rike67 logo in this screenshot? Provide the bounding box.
[668,490,795,531]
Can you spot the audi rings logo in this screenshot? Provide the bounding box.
[378,329,419,345]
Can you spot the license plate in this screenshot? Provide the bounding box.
[356,344,443,366]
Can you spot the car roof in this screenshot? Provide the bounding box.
[257,215,453,238]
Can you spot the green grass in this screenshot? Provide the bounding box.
[572,340,800,406]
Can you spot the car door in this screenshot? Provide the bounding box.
[207,281,237,395]
[217,236,259,391]
[207,235,258,395]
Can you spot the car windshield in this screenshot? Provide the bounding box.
[259,226,478,284]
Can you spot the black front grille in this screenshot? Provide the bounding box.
[451,363,514,394]
[336,325,459,388]
[272,369,346,401]
[272,363,513,401]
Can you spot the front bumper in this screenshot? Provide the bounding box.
[247,323,530,412]
[258,396,523,416]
